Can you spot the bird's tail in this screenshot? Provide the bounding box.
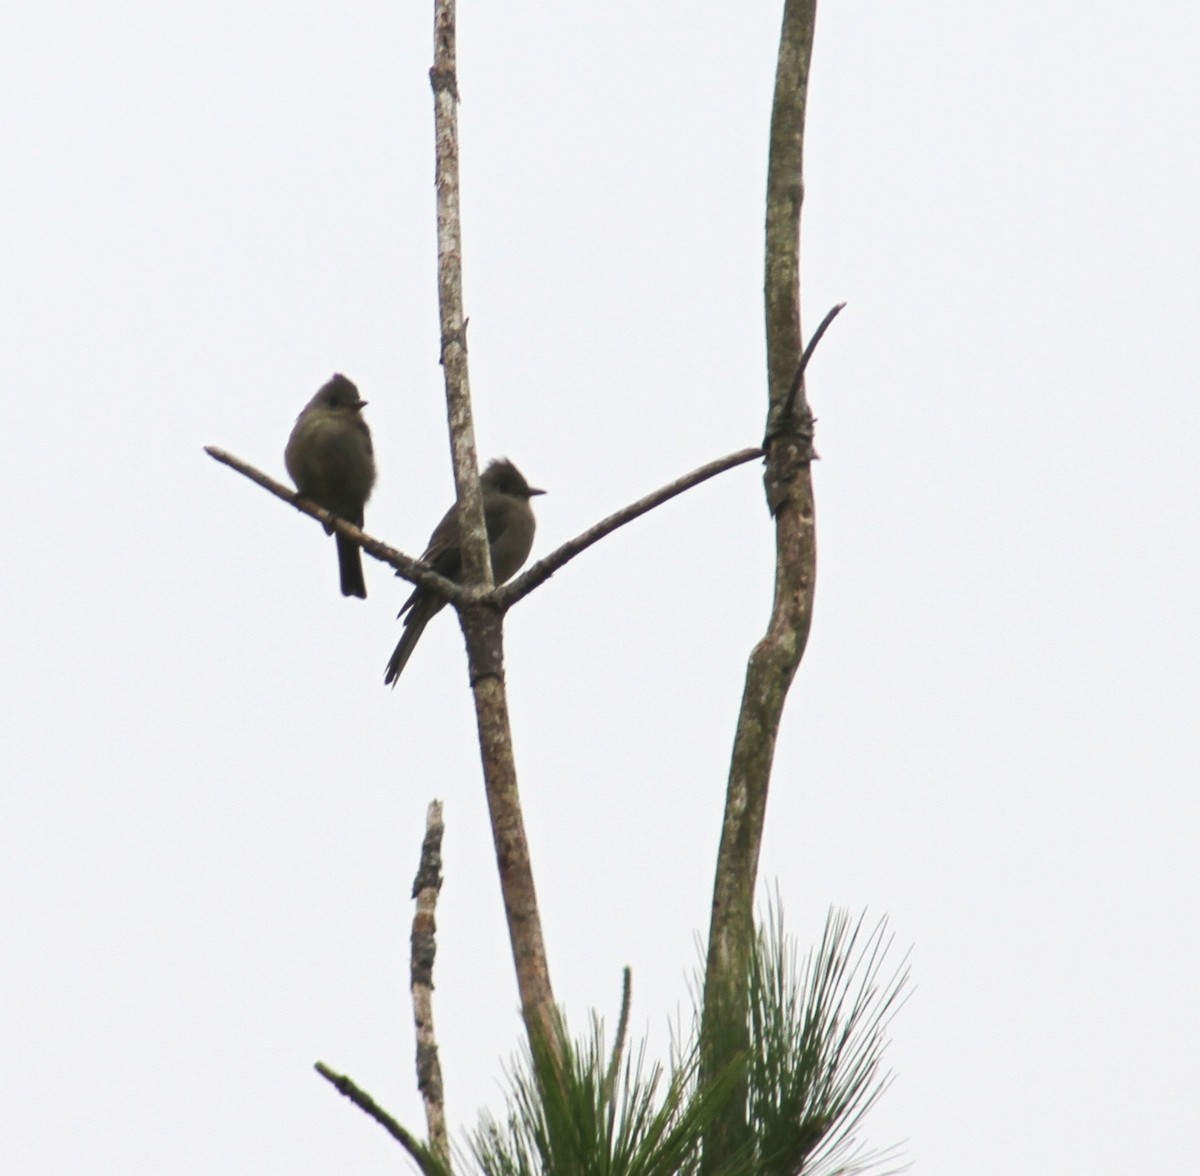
[336,534,367,599]
[384,594,444,685]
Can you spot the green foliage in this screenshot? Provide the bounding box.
[745,904,909,1176]
[469,1007,751,1176]
[464,904,907,1176]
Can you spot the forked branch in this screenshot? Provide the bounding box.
[206,443,760,609]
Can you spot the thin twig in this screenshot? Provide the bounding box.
[410,801,449,1170]
[774,300,846,433]
[204,446,469,602]
[499,447,763,607]
[314,1062,433,1167]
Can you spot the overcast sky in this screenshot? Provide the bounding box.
[3,2,1198,1173]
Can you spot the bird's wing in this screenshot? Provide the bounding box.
[423,495,513,567]
[483,496,514,542]
[399,494,516,616]
[420,503,463,574]
[397,502,461,617]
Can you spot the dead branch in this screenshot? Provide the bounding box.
[410,801,449,1169]
[429,0,558,1054]
[500,448,763,607]
[203,446,467,602]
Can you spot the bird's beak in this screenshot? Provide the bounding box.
[353,399,369,410]
[528,487,546,496]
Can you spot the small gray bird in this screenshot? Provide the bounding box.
[284,374,377,599]
[385,458,544,685]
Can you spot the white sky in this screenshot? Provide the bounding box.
[3,2,1198,1173]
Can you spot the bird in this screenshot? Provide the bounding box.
[284,374,377,599]
[385,458,544,685]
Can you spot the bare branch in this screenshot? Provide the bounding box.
[797,301,845,386]
[410,801,450,1170]
[203,446,468,602]
[499,447,763,607]
[771,300,846,440]
[431,1,489,588]
[428,0,559,1054]
[314,1062,436,1169]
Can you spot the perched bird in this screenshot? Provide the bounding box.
[284,374,376,599]
[385,458,544,685]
